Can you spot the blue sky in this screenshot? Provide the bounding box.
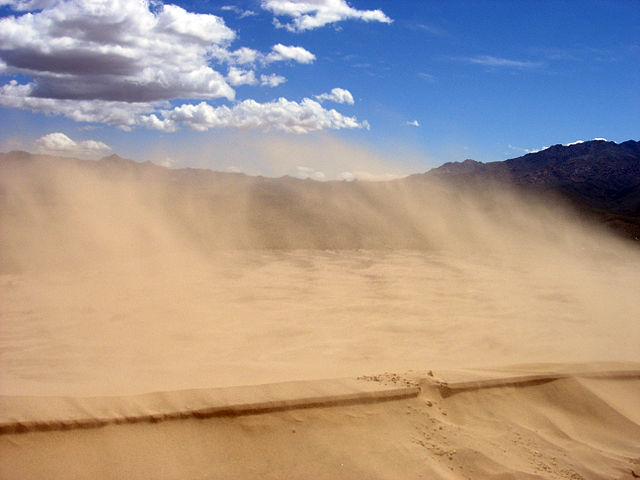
[0,0,638,179]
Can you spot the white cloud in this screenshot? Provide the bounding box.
[529,146,548,153]
[315,88,354,105]
[227,68,289,88]
[0,0,235,103]
[465,55,542,69]
[138,113,177,132]
[157,4,235,44]
[0,80,158,128]
[229,47,261,65]
[35,132,111,157]
[512,138,611,155]
[211,44,315,66]
[227,67,258,86]
[0,1,365,134]
[294,165,325,180]
[260,74,287,87]
[0,0,57,10]
[405,120,420,127]
[262,0,392,32]
[220,5,257,18]
[1,79,365,134]
[150,97,367,134]
[509,144,549,154]
[565,138,607,146]
[266,44,316,64]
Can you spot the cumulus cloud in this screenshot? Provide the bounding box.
[260,74,287,87]
[0,1,366,134]
[0,0,235,103]
[147,97,367,134]
[2,78,363,134]
[0,80,158,128]
[0,0,56,10]
[315,88,354,104]
[35,132,111,157]
[266,44,316,64]
[227,67,258,86]
[213,44,314,66]
[137,113,177,133]
[226,67,289,89]
[229,47,261,65]
[262,0,392,32]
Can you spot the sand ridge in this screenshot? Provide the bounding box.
[0,377,421,434]
[1,365,639,479]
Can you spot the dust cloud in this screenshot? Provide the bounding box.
[1,151,639,395]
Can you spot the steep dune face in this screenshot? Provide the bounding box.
[1,153,639,396]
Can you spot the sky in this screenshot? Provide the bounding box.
[0,0,638,179]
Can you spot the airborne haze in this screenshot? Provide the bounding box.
[2,151,639,395]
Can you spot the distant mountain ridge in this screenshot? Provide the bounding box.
[419,140,640,239]
[1,139,639,242]
[423,140,640,213]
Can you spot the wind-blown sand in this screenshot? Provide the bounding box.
[1,154,639,478]
[2,249,639,397]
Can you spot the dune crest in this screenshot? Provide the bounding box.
[2,366,639,480]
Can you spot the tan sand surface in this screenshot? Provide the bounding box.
[2,248,640,396]
[1,156,640,478]
[1,368,639,480]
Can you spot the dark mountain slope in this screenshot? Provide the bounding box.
[418,140,640,239]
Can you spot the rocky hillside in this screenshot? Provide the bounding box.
[419,140,640,240]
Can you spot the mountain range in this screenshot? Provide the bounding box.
[418,139,640,240]
[1,139,639,245]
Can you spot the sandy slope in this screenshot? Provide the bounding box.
[1,367,639,480]
[2,155,640,478]
[2,249,640,396]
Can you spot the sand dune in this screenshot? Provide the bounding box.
[1,154,640,478]
[1,366,639,480]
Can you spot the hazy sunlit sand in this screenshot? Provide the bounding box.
[2,248,639,396]
[2,155,640,479]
